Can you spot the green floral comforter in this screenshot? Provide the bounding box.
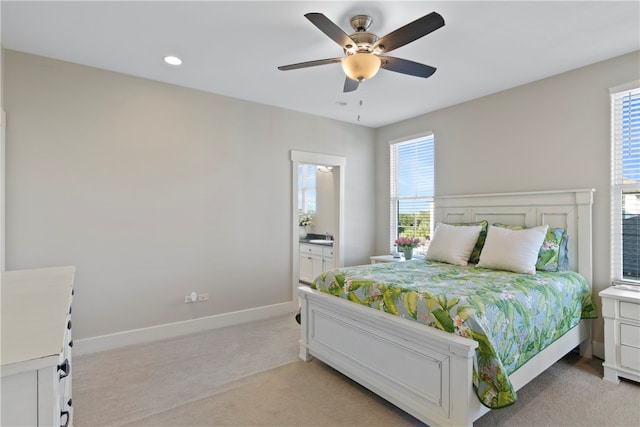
[311,260,597,409]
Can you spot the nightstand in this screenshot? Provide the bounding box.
[370,254,424,264]
[599,286,640,383]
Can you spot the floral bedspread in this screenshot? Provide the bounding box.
[311,260,597,409]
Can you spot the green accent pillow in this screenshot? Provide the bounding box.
[492,224,567,272]
[450,220,488,264]
[537,227,567,272]
[558,233,569,271]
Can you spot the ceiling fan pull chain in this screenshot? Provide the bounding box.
[357,100,363,122]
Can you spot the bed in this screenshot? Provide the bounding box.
[297,189,595,426]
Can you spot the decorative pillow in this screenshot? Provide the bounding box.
[425,222,483,266]
[477,225,549,274]
[493,224,567,272]
[449,220,488,264]
[558,233,569,271]
[536,228,567,271]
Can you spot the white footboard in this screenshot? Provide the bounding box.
[298,286,483,427]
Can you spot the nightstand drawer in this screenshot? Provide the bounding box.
[620,323,640,348]
[620,345,640,371]
[620,301,640,321]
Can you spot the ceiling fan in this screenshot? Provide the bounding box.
[278,11,445,92]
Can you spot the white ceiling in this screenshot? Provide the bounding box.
[2,1,639,128]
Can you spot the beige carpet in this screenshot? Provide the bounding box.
[122,353,640,427]
[73,314,301,426]
[75,314,640,427]
[122,359,421,427]
[474,352,639,427]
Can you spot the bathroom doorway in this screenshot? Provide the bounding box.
[290,150,345,300]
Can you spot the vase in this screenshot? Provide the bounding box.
[403,247,413,260]
[299,226,307,239]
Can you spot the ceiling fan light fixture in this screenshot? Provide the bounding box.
[279,12,445,92]
[341,53,381,82]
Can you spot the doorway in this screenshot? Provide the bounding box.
[290,150,346,301]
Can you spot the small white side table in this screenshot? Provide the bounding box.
[370,254,424,264]
[599,286,640,383]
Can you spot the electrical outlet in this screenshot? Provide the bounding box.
[197,293,209,302]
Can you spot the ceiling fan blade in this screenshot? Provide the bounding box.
[278,57,343,71]
[373,12,444,54]
[305,12,358,51]
[343,77,359,93]
[380,56,436,78]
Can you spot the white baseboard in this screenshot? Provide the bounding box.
[74,301,298,356]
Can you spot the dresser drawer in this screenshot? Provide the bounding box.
[620,301,640,321]
[620,345,640,372]
[620,323,640,348]
[1,371,38,427]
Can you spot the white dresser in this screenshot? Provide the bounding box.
[600,286,640,383]
[1,266,75,426]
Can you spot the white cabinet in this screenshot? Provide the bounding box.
[322,246,334,272]
[1,266,75,427]
[300,243,323,283]
[600,286,640,383]
[299,243,334,283]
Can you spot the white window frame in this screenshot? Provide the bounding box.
[390,133,435,255]
[611,81,640,287]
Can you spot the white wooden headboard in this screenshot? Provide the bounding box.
[434,189,595,285]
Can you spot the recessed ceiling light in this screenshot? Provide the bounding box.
[164,56,182,66]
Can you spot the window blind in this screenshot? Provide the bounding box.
[611,85,640,286]
[390,134,434,253]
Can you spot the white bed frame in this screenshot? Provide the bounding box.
[298,189,595,427]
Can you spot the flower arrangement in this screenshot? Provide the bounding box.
[299,214,312,227]
[394,236,422,249]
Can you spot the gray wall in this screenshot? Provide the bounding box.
[1,16,5,271]
[375,50,640,350]
[4,50,376,340]
[5,47,640,351]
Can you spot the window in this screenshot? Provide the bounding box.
[298,164,316,215]
[611,83,640,286]
[390,134,435,254]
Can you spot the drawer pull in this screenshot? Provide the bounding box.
[68,398,72,407]
[69,340,73,348]
[67,319,72,330]
[58,359,70,379]
[60,411,70,427]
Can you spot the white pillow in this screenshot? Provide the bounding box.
[477,225,549,274]
[425,222,483,266]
